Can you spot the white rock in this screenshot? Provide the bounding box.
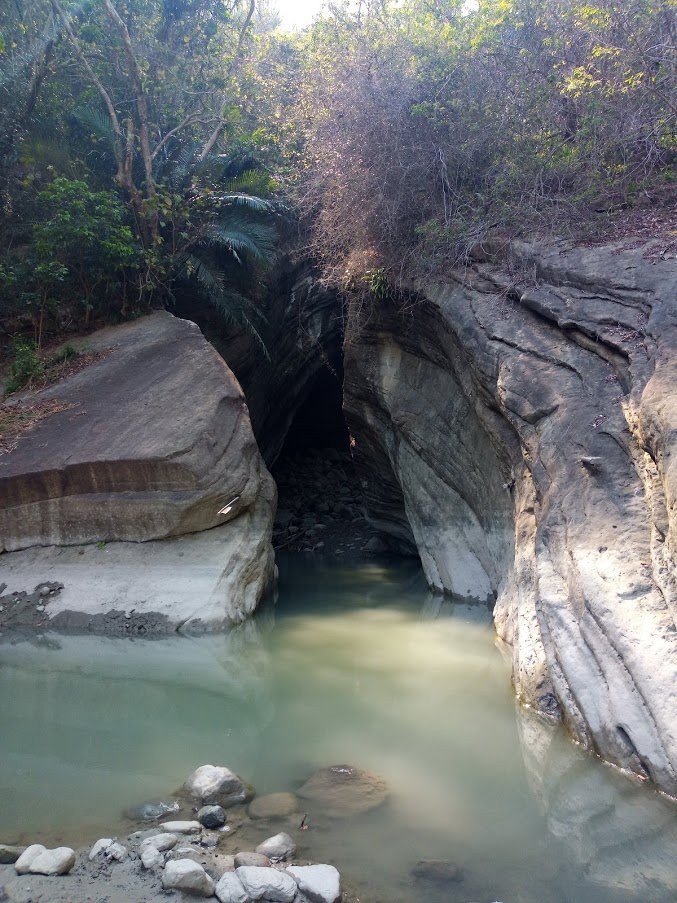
[89,838,127,862]
[141,846,164,870]
[286,865,341,903]
[185,764,247,807]
[162,859,215,897]
[255,833,296,861]
[15,845,46,875]
[141,832,177,853]
[215,871,251,903]
[160,820,201,834]
[89,838,113,860]
[236,866,297,902]
[29,846,76,875]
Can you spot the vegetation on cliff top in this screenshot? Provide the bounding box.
[0,0,674,367]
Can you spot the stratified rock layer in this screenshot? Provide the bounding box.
[1,311,274,550]
[343,240,677,795]
[0,312,275,629]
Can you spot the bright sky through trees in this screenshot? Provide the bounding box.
[275,0,326,29]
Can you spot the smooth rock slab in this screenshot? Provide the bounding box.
[236,866,297,902]
[185,764,248,808]
[298,765,388,817]
[28,847,76,875]
[215,871,251,903]
[286,865,341,903]
[248,794,299,820]
[255,833,296,861]
[160,820,201,834]
[14,845,46,875]
[162,859,215,897]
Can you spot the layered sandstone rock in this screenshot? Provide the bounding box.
[343,240,677,795]
[0,312,275,628]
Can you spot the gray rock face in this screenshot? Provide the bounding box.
[343,240,677,795]
[185,764,248,808]
[235,866,297,903]
[0,312,276,630]
[162,859,215,896]
[298,764,388,817]
[255,833,296,861]
[286,864,341,903]
[0,846,24,865]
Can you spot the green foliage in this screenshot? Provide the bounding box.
[6,339,44,394]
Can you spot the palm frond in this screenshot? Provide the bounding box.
[216,193,275,212]
[202,219,277,265]
[73,104,116,148]
[178,253,269,357]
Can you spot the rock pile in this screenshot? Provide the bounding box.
[272,450,384,555]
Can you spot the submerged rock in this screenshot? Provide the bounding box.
[124,799,179,821]
[298,764,388,817]
[286,864,341,903]
[185,764,248,808]
[248,793,299,820]
[411,859,461,882]
[162,859,215,896]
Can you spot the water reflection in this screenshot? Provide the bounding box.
[0,555,675,903]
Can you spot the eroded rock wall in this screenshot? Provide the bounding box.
[343,240,677,795]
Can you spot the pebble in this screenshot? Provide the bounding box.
[236,866,297,903]
[214,871,250,903]
[198,804,226,829]
[160,820,201,834]
[286,864,341,903]
[162,858,215,896]
[234,851,270,867]
[255,832,296,861]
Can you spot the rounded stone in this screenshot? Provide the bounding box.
[184,764,247,808]
[255,832,296,861]
[248,792,299,820]
[215,871,249,903]
[198,804,226,829]
[14,845,46,875]
[298,764,388,817]
[162,859,215,897]
[286,864,341,903]
[236,866,297,903]
[0,846,25,865]
[28,847,76,876]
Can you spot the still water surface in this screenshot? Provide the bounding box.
[1,555,676,902]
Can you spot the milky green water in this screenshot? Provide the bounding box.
[1,555,676,902]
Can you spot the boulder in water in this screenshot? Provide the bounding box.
[298,764,388,817]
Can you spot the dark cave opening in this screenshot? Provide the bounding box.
[270,366,385,556]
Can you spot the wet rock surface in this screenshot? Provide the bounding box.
[298,765,388,818]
